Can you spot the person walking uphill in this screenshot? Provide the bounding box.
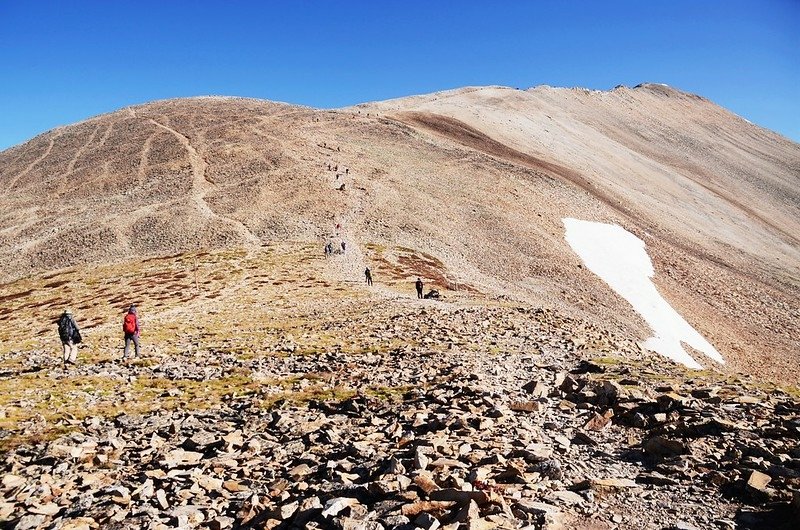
[415,277,424,299]
[57,309,81,367]
[122,305,140,359]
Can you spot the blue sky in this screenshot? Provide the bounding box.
[1,1,798,150]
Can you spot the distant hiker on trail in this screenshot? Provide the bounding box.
[415,277,424,299]
[57,309,81,367]
[324,242,333,257]
[122,305,140,359]
[345,168,349,175]
[341,241,347,253]
[365,267,373,286]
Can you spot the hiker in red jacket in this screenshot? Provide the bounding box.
[122,305,140,358]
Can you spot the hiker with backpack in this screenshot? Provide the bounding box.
[57,309,81,367]
[415,277,424,299]
[122,305,140,358]
[365,267,373,286]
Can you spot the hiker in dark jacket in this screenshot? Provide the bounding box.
[57,309,81,366]
[365,267,373,286]
[415,277,424,299]
[122,305,140,358]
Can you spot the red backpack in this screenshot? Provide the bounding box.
[123,313,137,334]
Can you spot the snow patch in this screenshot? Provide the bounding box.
[563,218,724,369]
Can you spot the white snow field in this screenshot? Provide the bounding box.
[563,218,724,369]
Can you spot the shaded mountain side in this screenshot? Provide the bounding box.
[0,86,798,383]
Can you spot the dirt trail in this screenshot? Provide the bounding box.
[319,157,388,294]
[321,198,368,288]
[97,122,115,148]
[147,117,260,244]
[6,131,61,190]
[64,124,100,176]
[136,128,155,185]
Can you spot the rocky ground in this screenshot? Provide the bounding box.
[0,246,798,529]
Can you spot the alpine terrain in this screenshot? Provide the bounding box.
[0,84,798,529]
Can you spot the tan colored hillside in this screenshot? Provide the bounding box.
[0,85,798,383]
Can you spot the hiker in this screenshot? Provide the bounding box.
[341,241,346,253]
[57,309,81,366]
[415,277,424,299]
[324,242,332,257]
[365,267,373,286]
[345,168,349,175]
[122,305,140,358]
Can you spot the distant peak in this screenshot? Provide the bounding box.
[631,83,705,101]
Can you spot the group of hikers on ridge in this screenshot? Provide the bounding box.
[324,240,347,256]
[56,305,140,367]
[323,233,431,297]
[322,225,432,298]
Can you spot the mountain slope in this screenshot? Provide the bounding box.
[0,85,798,383]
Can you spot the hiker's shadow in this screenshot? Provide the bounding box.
[0,357,120,379]
[0,365,45,379]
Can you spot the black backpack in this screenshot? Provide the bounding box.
[58,314,73,338]
[58,314,81,343]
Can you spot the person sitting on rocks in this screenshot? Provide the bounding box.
[415,277,424,299]
[122,305,140,359]
[57,309,81,367]
[365,267,373,286]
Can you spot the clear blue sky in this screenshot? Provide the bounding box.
[1,1,798,150]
